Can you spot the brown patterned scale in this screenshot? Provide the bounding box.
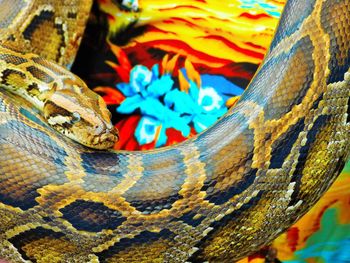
[0,0,349,262]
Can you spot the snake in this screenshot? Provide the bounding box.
[0,0,349,262]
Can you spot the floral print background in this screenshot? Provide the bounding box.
[72,0,350,262]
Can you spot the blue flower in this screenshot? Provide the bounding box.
[165,81,228,133]
[117,65,174,115]
[116,62,240,147]
[117,64,190,146]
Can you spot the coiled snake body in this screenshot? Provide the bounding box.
[0,0,349,262]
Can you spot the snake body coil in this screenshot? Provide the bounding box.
[0,0,349,262]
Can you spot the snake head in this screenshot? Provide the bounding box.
[43,79,119,150]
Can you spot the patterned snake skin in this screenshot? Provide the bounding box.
[0,0,349,262]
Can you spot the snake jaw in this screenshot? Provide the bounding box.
[86,122,119,149]
[91,127,119,149]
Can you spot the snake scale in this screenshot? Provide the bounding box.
[0,0,349,262]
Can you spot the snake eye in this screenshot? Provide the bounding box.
[71,112,81,124]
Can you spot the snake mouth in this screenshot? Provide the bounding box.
[50,122,118,150]
[90,127,119,150]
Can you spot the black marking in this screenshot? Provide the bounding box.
[0,184,39,210]
[0,53,27,65]
[264,133,272,142]
[27,83,38,91]
[23,10,54,40]
[311,94,323,110]
[327,51,350,84]
[130,193,183,215]
[201,179,217,196]
[175,210,205,227]
[288,115,331,206]
[42,216,54,223]
[8,227,64,261]
[1,68,26,86]
[6,34,16,41]
[54,22,66,44]
[203,167,257,205]
[67,12,77,19]
[188,191,264,262]
[52,121,73,130]
[27,66,54,83]
[27,83,40,97]
[96,229,175,262]
[269,118,305,169]
[60,200,126,232]
[45,101,71,117]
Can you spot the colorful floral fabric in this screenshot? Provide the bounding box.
[115,61,236,147]
[72,0,350,262]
